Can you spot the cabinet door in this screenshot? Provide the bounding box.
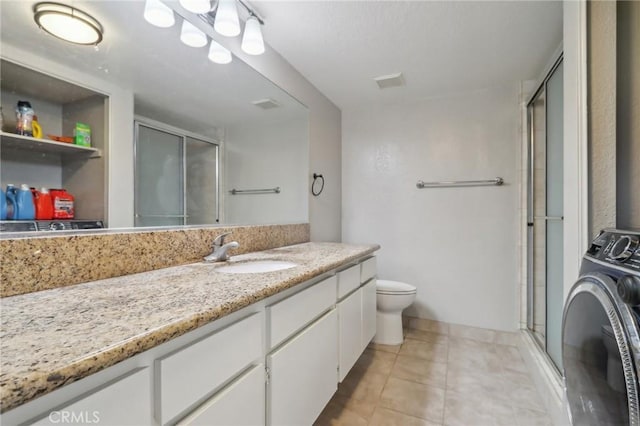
[338,288,363,382]
[31,368,151,426]
[268,309,337,426]
[177,365,265,426]
[361,279,377,352]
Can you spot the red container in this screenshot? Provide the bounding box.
[33,187,54,220]
[50,189,75,219]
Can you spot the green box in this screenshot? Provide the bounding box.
[74,122,91,147]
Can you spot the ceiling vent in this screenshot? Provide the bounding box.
[252,98,280,109]
[374,72,405,89]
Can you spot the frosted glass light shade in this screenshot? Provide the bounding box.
[214,0,240,37]
[179,0,211,14]
[241,16,264,55]
[180,20,207,47]
[33,2,103,45]
[208,40,232,64]
[143,0,175,28]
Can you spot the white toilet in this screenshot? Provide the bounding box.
[602,324,625,392]
[374,280,417,345]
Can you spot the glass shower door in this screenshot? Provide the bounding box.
[527,57,564,370]
[135,124,185,227]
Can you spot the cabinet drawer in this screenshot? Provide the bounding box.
[177,365,265,426]
[32,368,151,426]
[156,313,262,424]
[337,265,360,299]
[360,257,377,283]
[268,275,336,349]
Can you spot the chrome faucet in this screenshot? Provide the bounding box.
[204,232,240,262]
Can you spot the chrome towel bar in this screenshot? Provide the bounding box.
[416,177,504,189]
[230,187,281,195]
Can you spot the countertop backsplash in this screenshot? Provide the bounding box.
[0,223,310,297]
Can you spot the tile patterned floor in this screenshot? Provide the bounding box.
[315,318,553,426]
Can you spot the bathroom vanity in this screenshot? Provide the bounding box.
[0,242,378,425]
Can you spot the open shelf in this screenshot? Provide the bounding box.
[0,132,102,158]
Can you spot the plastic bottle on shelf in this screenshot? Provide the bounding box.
[5,184,17,220]
[0,187,6,220]
[34,187,54,220]
[15,101,35,137]
[16,184,35,220]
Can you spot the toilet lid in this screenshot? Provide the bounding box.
[376,280,417,295]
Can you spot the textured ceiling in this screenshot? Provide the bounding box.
[255,1,563,108]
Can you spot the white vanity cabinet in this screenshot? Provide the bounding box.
[5,254,377,426]
[337,258,378,382]
[267,309,338,426]
[31,368,152,426]
[156,313,262,424]
[177,365,265,426]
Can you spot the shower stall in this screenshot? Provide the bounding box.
[526,54,564,370]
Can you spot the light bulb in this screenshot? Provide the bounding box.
[214,0,240,37]
[241,16,264,55]
[180,20,207,47]
[179,0,211,14]
[143,0,175,28]
[208,39,232,64]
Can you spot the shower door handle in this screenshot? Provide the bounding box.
[533,216,564,221]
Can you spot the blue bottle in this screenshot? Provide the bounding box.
[5,184,17,220]
[0,188,6,220]
[16,184,35,220]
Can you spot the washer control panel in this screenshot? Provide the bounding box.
[587,229,640,271]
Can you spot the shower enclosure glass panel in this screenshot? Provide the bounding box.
[135,122,219,227]
[527,57,564,371]
[135,125,184,227]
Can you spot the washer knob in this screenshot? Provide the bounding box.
[608,235,639,262]
[617,275,640,306]
[49,222,65,231]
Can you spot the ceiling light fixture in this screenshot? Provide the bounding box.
[33,2,103,45]
[241,15,264,55]
[208,39,232,64]
[179,0,211,14]
[180,20,208,47]
[213,0,240,37]
[144,0,175,28]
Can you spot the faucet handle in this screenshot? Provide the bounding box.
[213,232,232,247]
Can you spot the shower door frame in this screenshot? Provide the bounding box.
[133,117,221,227]
[526,53,564,372]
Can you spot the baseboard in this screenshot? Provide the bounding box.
[518,330,571,425]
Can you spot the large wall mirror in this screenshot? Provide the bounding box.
[0,1,309,232]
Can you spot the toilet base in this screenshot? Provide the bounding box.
[373,311,404,345]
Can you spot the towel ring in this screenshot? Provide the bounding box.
[312,173,324,196]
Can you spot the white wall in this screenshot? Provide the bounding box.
[342,85,520,331]
[225,118,309,225]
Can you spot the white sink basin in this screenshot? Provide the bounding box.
[215,260,298,274]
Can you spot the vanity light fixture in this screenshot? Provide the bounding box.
[208,39,232,64]
[180,20,208,47]
[33,2,104,45]
[241,15,264,55]
[179,0,212,14]
[213,0,241,37]
[144,0,175,28]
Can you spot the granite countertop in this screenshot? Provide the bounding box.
[0,242,379,412]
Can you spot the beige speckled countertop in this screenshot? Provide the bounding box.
[0,242,379,412]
